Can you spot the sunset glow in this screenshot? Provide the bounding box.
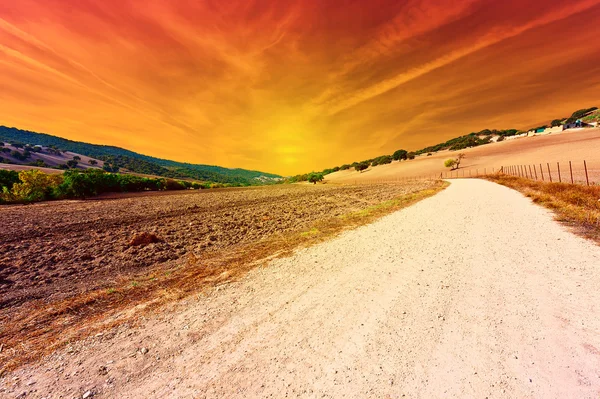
[1,0,600,175]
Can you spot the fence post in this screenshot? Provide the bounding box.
[547,163,552,182]
[584,160,589,186]
[569,161,573,184]
[557,162,561,183]
[540,164,544,181]
[525,165,529,179]
[533,165,537,180]
[528,165,532,180]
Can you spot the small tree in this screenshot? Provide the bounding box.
[407,152,416,160]
[308,172,324,184]
[72,156,81,161]
[444,153,465,170]
[89,159,98,165]
[444,159,457,169]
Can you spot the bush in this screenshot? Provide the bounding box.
[407,152,416,160]
[392,149,408,161]
[0,169,20,190]
[7,170,62,202]
[354,161,370,172]
[497,135,505,142]
[164,179,186,190]
[371,155,392,166]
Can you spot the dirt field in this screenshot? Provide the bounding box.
[0,181,441,372]
[4,179,600,398]
[327,128,600,184]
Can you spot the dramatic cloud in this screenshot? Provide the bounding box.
[1,0,599,174]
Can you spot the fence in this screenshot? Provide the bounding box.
[500,160,598,186]
[342,160,599,186]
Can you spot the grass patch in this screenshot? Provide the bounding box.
[300,227,320,237]
[486,174,600,242]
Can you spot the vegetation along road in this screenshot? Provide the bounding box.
[5,179,600,398]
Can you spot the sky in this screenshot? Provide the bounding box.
[1,0,600,175]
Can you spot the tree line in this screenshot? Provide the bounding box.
[0,169,228,204]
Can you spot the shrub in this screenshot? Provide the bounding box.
[392,149,408,161]
[28,160,47,167]
[497,135,505,142]
[407,152,416,160]
[88,159,98,165]
[9,170,62,202]
[0,169,20,190]
[354,161,370,172]
[164,179,186,190]
[371,155,392,166]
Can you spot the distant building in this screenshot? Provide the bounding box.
[563,119,591,130]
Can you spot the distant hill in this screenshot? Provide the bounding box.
[0,126,281,185]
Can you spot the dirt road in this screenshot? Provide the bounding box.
[4,179,600,398]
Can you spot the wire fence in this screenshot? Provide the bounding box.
[342,160,599,186]
[499,160,599,186]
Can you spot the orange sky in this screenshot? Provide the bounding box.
[1,0,600,175]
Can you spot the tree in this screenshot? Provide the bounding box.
[9,170,62,202]
[392,149,408,161]
[103,162,120,173]
[456,153,465,168]
[444,153,465,170]
[308,172,324,184]
[551,119,565,127]
[66,159,79,168]
[72,155,81,161]
[354,161,370,172]
[89,159,98,165]
[407,152,416,160]
[444,159,457,169]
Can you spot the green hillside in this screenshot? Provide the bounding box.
[0,126,281,185]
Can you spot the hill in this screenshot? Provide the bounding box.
[0,126,281,185]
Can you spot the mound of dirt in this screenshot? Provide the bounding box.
[128,232,161,247]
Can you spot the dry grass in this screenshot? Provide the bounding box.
[0,180,447,373]
[486,175,600,242]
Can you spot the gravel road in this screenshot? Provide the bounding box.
[5,179,600,398]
